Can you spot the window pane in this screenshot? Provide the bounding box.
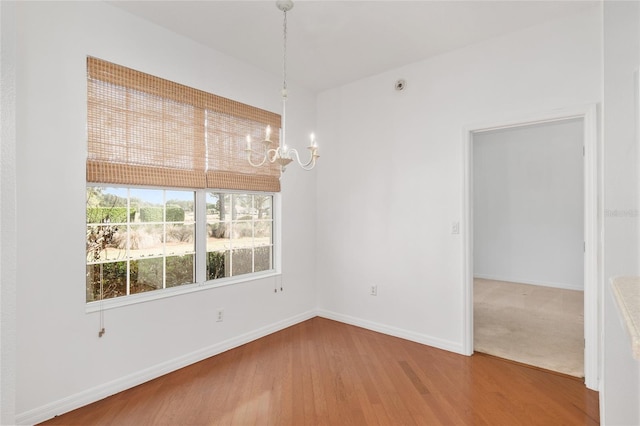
[233,221,252,242]
[221,194,232,221]
[254,221,272,243]
[166,190,194,223]
[207,193,231,228]
[233,194,252,218]
[166,224,194,255]
[130,258,163,294]
[254,195,272,219]
[206,192,236,218]
[86,187,128,224]
[87,225,125,263]
[254,246,272,272]
[206,192,232,282]
[128,224,164,258]
[207,250,228,280]
[86,262,127,301]
[206,193,221,220]
[166,255,194,287]
[130,188,164,222]
[231,248,253,276]
[208,222,231,248]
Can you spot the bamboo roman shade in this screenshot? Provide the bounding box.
[87,57,281,192]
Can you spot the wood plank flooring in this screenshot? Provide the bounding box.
[40,317,599,425]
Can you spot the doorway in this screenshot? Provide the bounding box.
[462,105,599,390]
[473,118,584,377]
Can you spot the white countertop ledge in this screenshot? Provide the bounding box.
[611,276,640,360]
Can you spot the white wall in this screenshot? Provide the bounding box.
[601,1,640,425]
[473,119,585,290]
[1,1,18,424]
[10,2,317,423]
[316,7,601,353]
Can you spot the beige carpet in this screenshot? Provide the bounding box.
[474,278,584,378]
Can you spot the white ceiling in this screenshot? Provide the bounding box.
[109,1,598,92]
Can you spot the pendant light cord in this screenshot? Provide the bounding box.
[99,264,105,337]
[282,10,288,92]
[281,8,288,148]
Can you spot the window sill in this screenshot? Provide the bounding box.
[85,270,280,313]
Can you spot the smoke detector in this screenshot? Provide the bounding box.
[395,79,406,91]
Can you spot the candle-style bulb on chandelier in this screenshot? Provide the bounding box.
[246,0,319,172]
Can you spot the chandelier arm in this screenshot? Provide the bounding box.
[289,147,318,170]
[266,148,280,163]
[245,149,269,168]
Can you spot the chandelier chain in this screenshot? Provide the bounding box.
[282,10,288,91]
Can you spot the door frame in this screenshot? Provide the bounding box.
[461,104,600,390]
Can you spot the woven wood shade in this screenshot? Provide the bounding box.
[87,57,281,192]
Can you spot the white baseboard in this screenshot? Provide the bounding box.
[317,309,464,355]
[16,310,317,426]
[473,274,584,291]
[17,309,465,425]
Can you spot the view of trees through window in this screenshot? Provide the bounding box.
[86,187,274,302]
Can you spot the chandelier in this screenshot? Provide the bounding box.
[246,0,319,172]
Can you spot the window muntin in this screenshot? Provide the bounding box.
[86,186,274,303]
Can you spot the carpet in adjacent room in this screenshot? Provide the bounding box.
[474,278,584,378]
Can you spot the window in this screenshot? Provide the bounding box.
[206,193,273,280]
[86,187,275,303]
[86,57,281,306]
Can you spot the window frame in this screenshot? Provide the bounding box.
[85,184,281,313]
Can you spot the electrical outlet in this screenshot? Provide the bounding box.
[216,309,224,322]
[370,285,378,296]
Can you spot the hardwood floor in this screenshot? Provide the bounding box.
[40,317,599,425]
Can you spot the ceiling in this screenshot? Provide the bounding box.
[109,1,598,92]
